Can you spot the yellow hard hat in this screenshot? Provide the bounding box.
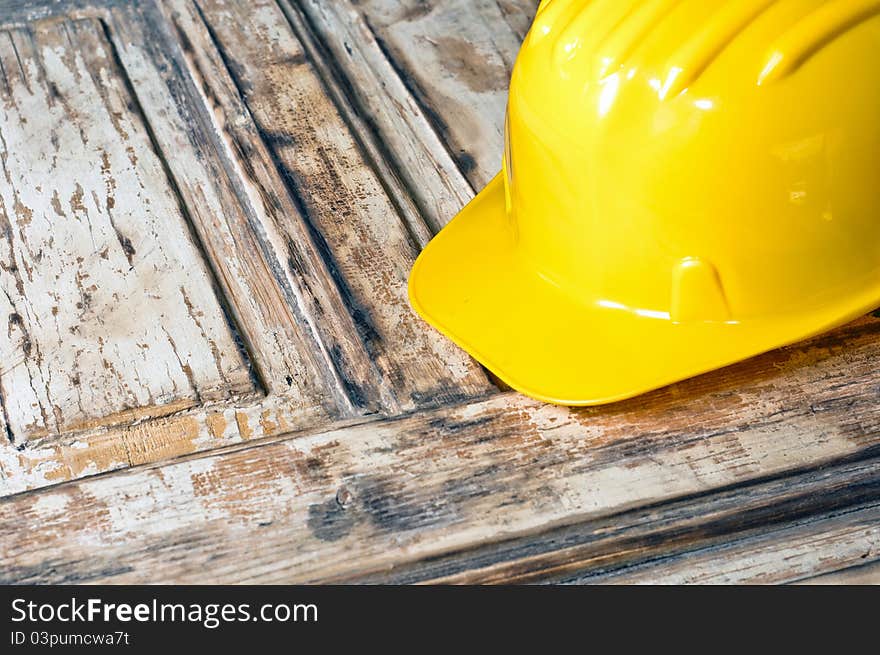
[409,0,880,406]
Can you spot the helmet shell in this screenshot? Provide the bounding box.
[408,0,880,406]
[508,0,880,322]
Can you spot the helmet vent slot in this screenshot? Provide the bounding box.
[758,0,880,85]
[597,0,685,74]
[661,0,778,98]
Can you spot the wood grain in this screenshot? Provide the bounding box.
[158,0,391,415]
[0,391,348,497]
[0,0,343,492]
[1,0,877,585]
[580,499,880,585]
[0,0,498,494]
[188,0,492,411]
[0,17,257,444]
[3,315,880,583]
[796,559,880,585]
[347,0,534,188]
[294,0,475,232]
[415,456,880,584]
[105,2,332,404]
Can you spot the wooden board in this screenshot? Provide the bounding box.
[4,315,880,583]
[0,0,493,494]
[338,0,524,189]
[0,18,257,443]
[797,559,880,585]
[1,0,878,585]
[181,0,489,411]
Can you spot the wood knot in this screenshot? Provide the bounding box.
[335,486,354,508]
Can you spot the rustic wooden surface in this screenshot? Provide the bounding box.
[0,17,258,442]
[0,0,878,584]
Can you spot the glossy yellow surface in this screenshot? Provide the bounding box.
[409,0,880,406]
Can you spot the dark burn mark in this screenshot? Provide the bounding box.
[221,54,255,96]
[171,14,195,55]
[793,318,880,352]
[307,474,457,543]
[457,151,477,175]
[360,474,453,533]
[295,444,335,485]
[307,497,356,542]
[224,125,299,249]
[441,465,503,502]
[432,36,509,93]
[349,306,381,354]
[367,29,463,165]
[273,163,381,410]
[283,240,315,293]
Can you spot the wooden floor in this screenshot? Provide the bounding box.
[0,0,878,584]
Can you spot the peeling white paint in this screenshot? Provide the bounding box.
[0,19,254,443]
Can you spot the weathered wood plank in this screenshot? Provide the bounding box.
[578,500,880,585]
[294,0,474,232]
[189,0,492,411]
[0,0,362,491]
[3,315,880,583]
[493,0,539,41]
[796,558,880,585]
[409,457,880,584]
[158,0,435,416]
[347,0,536,188]
[0,0,506,494]
[105,3,331,404]
[278,0,439,246]
[0,391,348,496]
[1,0,877,587]
[0,17,257,444]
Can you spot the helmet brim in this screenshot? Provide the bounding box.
[409,174,880,406]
